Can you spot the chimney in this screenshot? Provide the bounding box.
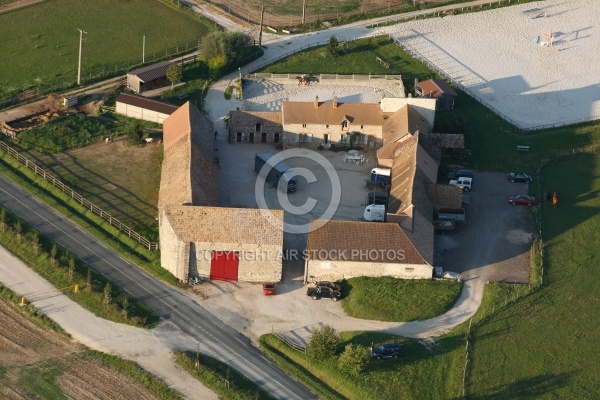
[314,95,319,108]
[332,96,338,108]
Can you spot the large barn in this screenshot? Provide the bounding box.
[158,102,284,283]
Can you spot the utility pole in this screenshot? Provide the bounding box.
[258,6,264,48]
[142,36,145,63]
[302,0,306,25]
[239,67,244,110]
[77,28,87,85]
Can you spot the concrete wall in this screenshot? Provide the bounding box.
[126,75,141,94]
[194,242,282,283]
[159,213,190,281]
[115,102,171,124]
[305,259,432,282]
[380,98,437,131]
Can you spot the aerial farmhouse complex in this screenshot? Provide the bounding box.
[157,84,464,284]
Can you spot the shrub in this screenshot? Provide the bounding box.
[338,344,370,376]
[307,324,340,360]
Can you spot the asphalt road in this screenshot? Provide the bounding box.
[0,173,316,400]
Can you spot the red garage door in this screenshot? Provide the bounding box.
[210,251,239,281]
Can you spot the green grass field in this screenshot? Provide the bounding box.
[0,0,211,89]
[341,276,463,321]
[466,154,600,398]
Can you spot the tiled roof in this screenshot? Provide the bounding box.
[116,93,178,115]
[159,102,218,211]
[417,79,457,98]
[388,134,418,215]
[282,101,386,126]
[378,105,430,161]
[128,61,172,83]
[306,220,426,264]
[164,206,283,245]
[229,110,282,127]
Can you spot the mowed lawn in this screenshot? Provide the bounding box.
[467,153,600,398]
[0,0,210,89]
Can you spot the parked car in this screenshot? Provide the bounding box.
[371,343,403,360]
[509,195,536,206]
[434,266,462,281]
[262,282,276,296]
[306,286,341,301]
[509,172,533,183]
[447,169,473,180]
[315,281,341,291]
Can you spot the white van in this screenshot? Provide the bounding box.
[364,204,385,222]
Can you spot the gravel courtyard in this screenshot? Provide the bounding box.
[380,0,600,129]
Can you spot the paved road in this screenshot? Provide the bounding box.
[0,174,316,400]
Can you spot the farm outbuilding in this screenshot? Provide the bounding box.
[115,93,178,124]
[158,102,284,283]
[127,60,172,94]
[416,79,457,110]
[304,220,432,283]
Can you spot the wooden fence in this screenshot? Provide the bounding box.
[0,141,159,251]
[273,332,307,353]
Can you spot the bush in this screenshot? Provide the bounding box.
[307,324,340,360]
[338,344,370,376]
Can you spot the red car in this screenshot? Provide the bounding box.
[509,195,536,206]
[262,282,276,296]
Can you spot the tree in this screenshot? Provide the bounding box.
[86,268,92,293]
[338,344,370,376]
[166,63,183,90]
[15,220,22,243]
[0,207,6,232]
[201,31,252,75]
[307,324,340,360]
[327,35,340,57]
[51,244,58,267]
[32,230,40,255]
[103,282,112,307]
[126,122,144,145]
[68,256,75,285]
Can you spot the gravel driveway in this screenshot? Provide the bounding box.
[435,171,532,283]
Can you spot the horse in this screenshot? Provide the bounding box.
[295,76,310,86]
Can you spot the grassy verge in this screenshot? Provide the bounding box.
[0,283,66,334]
[341,276,463,321]
[176,351,275,400]
[0,205,159,328]
[0,144,177,286]
[261,280,526,400]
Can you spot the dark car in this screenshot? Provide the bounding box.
[509,172,533,183]
[367,191,388,206]
[371,343,403,360]
[447,169,473,180]
[306,286,341,301]
[509,195,536,206]
[315,281,341,291]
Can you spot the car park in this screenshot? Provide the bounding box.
[447,169,473,180]
[509,172,533,183]
[371,343,403,359]
[315,281,341,291]
[508,195,536,206]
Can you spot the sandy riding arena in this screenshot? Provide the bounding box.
[381,0,600,130]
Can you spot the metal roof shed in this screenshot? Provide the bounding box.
[127,61,172,94]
